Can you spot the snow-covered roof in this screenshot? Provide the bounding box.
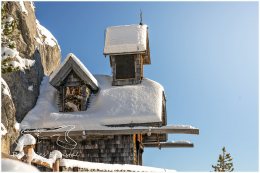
[49,53,99,90]
[104,24,148,55]
[21,75,164,131]
[60,159,176,172]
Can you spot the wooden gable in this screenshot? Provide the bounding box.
[49,53,98,112]
[49,54,98,92]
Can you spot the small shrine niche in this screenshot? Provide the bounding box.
[49,53,99,113]
[59,71,91,112]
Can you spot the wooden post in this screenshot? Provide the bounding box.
[53,158,60,172]
[23,145,34,164]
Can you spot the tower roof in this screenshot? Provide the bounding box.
[104,24,150,64]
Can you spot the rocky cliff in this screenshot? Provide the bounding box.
[1,1,61,154]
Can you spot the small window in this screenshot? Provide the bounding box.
[115,55,135,79]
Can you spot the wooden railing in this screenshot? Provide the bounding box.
[2,146,61,172]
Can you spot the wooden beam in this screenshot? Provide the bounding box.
[23,126,199,137]
[53,159,60,172]
[24,145,34,164]
[143,142,194,148]
[31,160,52,169]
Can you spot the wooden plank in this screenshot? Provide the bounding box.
[24,126,199,137]
[31,159,52,169]
[143,142,194,148]
[52,159,60,172]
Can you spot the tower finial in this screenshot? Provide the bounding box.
[139,9,143,25]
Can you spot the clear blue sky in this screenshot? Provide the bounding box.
[35,2,258,171]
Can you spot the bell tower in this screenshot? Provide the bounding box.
[104,24,151,86]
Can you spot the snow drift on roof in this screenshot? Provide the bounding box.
[21,75,164,131]
[104,24,148,55]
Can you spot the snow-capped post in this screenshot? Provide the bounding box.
[49,150,62,172]
[53,159,60,172]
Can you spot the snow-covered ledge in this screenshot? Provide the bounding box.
[22,124,199,137]
[60,159,176,172]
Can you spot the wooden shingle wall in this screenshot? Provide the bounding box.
[35,135,137,167]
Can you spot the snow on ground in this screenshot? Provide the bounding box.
[1,77,11,98]
[35,20,59,48]
[60,159,175,172]
[104,24,148,54]
[18,1,28,15]
[49,53,99,87]
[1,159,39,172]
[1,47,35,72]
[21,74,164,131]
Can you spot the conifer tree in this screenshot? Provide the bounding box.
[212,147,234,172]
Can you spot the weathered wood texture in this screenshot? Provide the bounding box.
[143,142,194,148]
[35,135,136,166]
[111,54,144,86]
[162,92,167,126]
[142,32,151,65]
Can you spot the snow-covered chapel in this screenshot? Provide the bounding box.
[20,23,199,170]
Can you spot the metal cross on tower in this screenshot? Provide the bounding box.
[139,9,143,25]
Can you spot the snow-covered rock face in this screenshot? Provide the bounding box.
[35,20,60,48]
[1,77,11,98]
[18,1,28,15]
[1,77,18,154]
[0,123,8,136]
[1,1,61,155]
[1,47,35,72]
